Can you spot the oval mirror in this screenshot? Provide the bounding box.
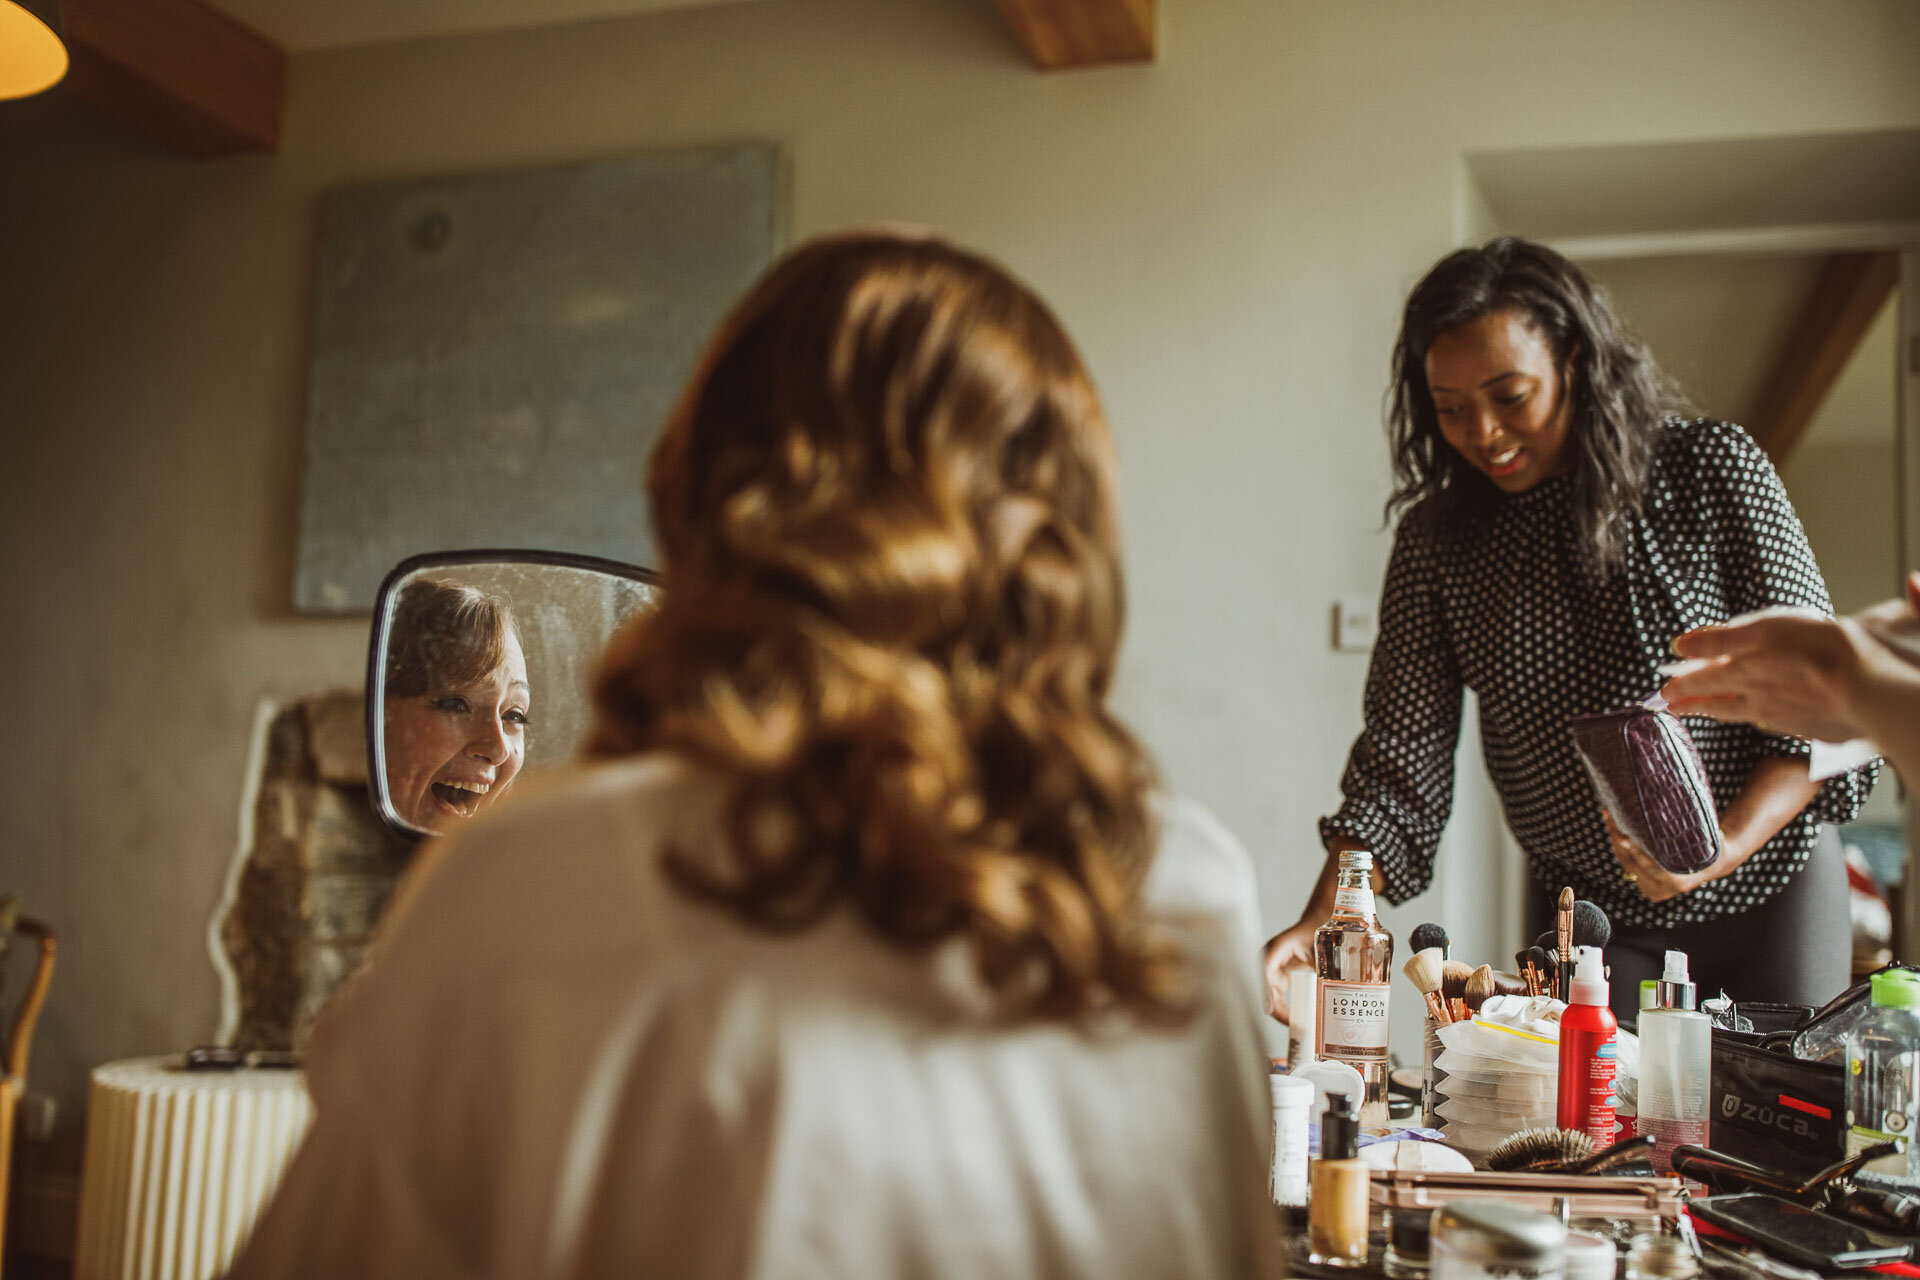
[366,550,662,839]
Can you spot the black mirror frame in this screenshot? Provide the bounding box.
[364,548,665,841]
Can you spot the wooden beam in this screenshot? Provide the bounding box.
[58,0,283,158]
[995,0,1154,71]
[1749,250,1899,464]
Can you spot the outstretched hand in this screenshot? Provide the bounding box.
[1662,607,1881,743]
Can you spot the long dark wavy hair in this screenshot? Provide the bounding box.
[585,230,1188,1023]
[1385,236,1676,575]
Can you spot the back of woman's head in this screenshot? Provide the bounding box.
[387,579,517,698]
[589,230,1184,1021]
[1386,235,1673,572]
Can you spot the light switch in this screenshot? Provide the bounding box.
[1333,595,1377,652]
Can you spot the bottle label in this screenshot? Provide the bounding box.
[1332,887,1373,916]
[1849,1126,1915,1177]
[1318,980,1390,1062]
[1271,1106,1309,1207]
[1578,1037,1618,1147]
[1633,1115,1709,1177]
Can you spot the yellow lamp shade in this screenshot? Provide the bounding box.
[0,0,67,101]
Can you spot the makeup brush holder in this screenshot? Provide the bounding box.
[1423,1016,1446,1128]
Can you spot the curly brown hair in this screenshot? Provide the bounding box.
[586,230,1187,1022]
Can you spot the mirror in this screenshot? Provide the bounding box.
[366,550,663,838]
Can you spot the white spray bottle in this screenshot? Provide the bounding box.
[1634,949,1711,1174]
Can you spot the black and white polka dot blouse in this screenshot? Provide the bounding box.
[1320,418,1877,930]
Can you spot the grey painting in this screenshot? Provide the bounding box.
[294,145,782,612]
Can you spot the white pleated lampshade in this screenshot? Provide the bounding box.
[74,1057,313,1280]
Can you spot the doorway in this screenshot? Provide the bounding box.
[1583,249,1909,973]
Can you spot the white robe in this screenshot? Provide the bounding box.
[228,755,1288,1280]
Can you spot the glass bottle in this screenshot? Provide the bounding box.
[1308,1091,1370,1268]
[1846,969,1920,1186]
[1314,849,1393,1127]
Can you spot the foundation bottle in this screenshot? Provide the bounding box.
[1308,1090,1369,1268]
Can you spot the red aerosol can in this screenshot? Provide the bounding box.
[1556,944,1618,1148]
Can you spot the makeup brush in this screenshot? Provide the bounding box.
[1557,887,1575,1000]
[1440,959,1474,1002]
[1572,899,1612,950]
[1410,922,1450,960]
[1525,945,1551,997]
[1531,930,1561,989]
[1465,964,1497,1013]
[1517,948,1540,996]
[1402,947,1451,1025]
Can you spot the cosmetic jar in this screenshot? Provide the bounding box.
[1384,1208,1433,1278]
[1625,1233,1697,1280]
[1431,1200,1566,1280]
[1564,1230,1617,1280]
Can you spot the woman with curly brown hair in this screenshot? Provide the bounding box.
[231,231,1285,1280]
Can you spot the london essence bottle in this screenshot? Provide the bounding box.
[1314,849,1394,1127]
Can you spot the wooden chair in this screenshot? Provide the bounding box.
[0,917,56,1280]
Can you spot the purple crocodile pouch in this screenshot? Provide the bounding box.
[1569,705,1722,875]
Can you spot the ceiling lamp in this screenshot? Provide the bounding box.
[0,0,67,100]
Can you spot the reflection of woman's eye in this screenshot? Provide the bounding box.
[504,708,530,726]
[1435,404,1460,417]
[429,695,471,714]
[1497,393,1526,407]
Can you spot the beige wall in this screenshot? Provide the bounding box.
[1782,293,1903,615]
[1786,442,1901,614]
[5,0,1920,1135]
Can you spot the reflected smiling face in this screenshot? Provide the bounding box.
[383,631,529,833]
[1425,308,1576,494]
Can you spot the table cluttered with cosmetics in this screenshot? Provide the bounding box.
[1270,882,1920,1280]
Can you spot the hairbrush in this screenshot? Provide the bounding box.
[1485,1127,1597,1172]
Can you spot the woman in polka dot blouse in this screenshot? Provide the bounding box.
[1262,237,1877,1025]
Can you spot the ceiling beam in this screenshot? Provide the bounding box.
[1747,250,1898,465]
[994,0,1154,71]
[58,0,283,158]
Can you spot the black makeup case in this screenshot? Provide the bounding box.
[1710,1023,1845,1179]
[1708,970,1920,1180]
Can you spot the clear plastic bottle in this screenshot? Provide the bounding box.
[1845,970,1920,1185]
[1635,950,1711,1176]
[1314,850,1393,1127]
